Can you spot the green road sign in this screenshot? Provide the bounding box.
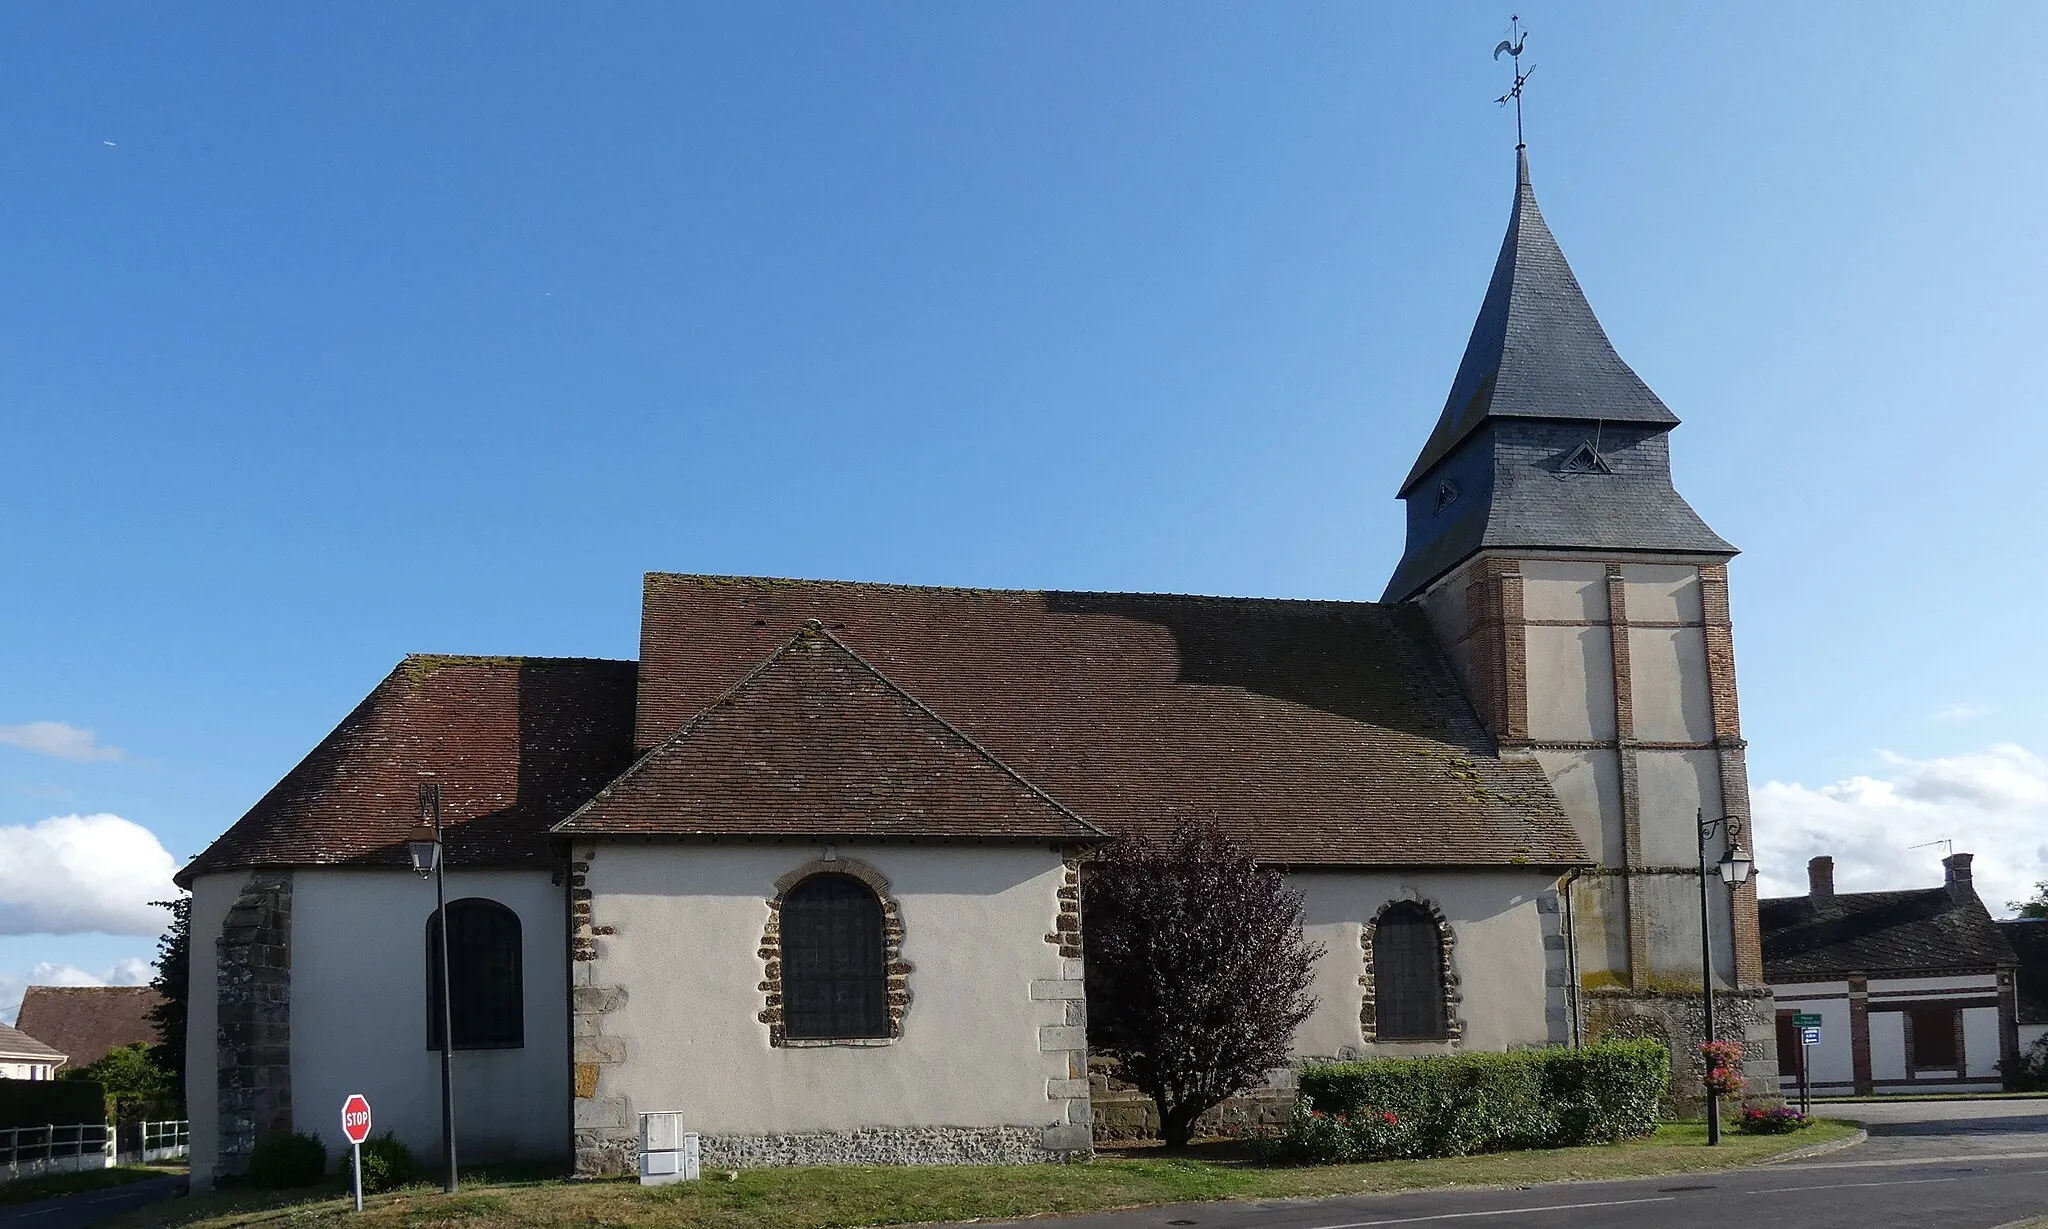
[1792,1013,1822,1026]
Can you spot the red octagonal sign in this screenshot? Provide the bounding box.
[341,1094,372,1145]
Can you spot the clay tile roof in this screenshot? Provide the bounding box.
[630,575,1586,868]
[13,986,160,1067]
[557,625,1104,841]
[0,1021,67,1064]
[177,656,637,887]
[1759,887,2019,982]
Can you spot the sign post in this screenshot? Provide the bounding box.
[1791,1015,1822,1116]
[341,1094,373,1212]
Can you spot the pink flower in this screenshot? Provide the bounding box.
[1382,1112,1399,1124]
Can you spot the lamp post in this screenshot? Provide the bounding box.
[406,783,458,1194]
[1696,809,1754,1146]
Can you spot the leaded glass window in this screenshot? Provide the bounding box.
[1373,902,1448,1040]
[427,898,524,1050]
[782,874,889,1040]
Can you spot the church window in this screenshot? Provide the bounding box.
[781,873,890,1040]
[1560,441,1612,474]
[427,898,524,1050]
[1372,901,1449,1040]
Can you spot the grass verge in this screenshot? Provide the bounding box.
[107,1121,1858,1229]
[0,1165,174,1206]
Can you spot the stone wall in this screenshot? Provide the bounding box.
[701,1126,1076,1168]
[1584,987,1778,1116]
[214,873,292,1182]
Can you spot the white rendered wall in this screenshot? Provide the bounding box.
[2020,1023,2047,1052]
[0,1062,58,1079]
[583,844,1072,1137]
[289,869,569,1168]
[1288,870,1564,1057]
[184,872,242,1191]
[1771,984,1854,1087]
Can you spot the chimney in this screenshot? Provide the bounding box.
[1944,852,1976,901]
[1808,855,1835,900]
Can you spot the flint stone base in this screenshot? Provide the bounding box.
[708,1125,1087,1169]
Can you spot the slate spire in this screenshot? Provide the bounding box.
[1384,151,1732,602]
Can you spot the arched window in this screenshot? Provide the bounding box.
[781,874,889,1040]
[427,898,524,1050]
[1373,901,1448,1040]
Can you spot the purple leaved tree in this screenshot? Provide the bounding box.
[1082,817,1321,1149]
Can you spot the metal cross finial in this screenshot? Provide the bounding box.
[1493,16,1532,149]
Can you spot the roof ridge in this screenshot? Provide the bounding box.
[646,572,1391,612]
[401,654,635,667]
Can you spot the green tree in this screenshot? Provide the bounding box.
[61,1042,173,1122]
[148,895,190,1087]
[2012,882,2048,920]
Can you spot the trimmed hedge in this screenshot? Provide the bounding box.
[1293,1040,1668,1158]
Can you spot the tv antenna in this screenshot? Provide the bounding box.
[1493,16,1533,150]
[1908,838,1954,857]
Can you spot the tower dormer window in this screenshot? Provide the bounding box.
[1433,481,1460,515]
[1560,441,1611,475]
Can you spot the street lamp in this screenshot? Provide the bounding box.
[1697,809,1754,1146]
[414,782,458,1194]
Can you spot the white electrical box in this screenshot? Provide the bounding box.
[638,1111,700,1185]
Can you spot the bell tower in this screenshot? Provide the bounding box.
[1388,149,1775,1093]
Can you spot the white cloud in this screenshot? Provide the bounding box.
[1754,743,2048,916]
[0,722,124,763]
[0,958,152,1027]
[1932,703,1992,723]
[0,815,178,935]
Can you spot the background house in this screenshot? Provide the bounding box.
[1761,853,2020,1094]
[1999,918,2048,1058]
[0,1023,65,1080]
[14,987,165,1070]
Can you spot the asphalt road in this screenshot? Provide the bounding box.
[0,1176,185,1229]
[978,1099,2048,1229]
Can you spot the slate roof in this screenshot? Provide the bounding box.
[13,986,160,1068]
[1382,151,1734,602]
[630,575,1586,868]
[1759,887,2019,982]
[1400,149,1680,496]
[0,1021,66,1064]
[2000,919,2048,1025]
[557,625,1103,841]
[176,656,637,887]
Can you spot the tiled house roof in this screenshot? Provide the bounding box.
[558,625,1103,841]
[631,576,1585,868]
[1759,887,2018,982]
[176,657,637,887]
[0,1021,66,1065]
[2001,919,2048,1025]
[13,986,160,1068]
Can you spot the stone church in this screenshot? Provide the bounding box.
[178,147,1776,1186]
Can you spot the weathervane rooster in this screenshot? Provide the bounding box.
[1493,16,1532,148]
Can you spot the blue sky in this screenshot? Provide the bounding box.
[3,3,2045,1018]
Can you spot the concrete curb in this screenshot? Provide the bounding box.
[1756,1127,1867,1164]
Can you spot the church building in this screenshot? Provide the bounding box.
[178,147,1776,1186]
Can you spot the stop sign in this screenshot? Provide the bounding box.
[341,1094,373,1145]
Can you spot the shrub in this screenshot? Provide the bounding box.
[1261,1099,1416,1163]
[342,1132,416,1193]
[1737,1106,1810,1135]
[245,1130,327,1188]
[1291,1041,1668,1160]
[2007,1035,2048,1093]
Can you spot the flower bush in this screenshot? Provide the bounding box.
[1737,1105,1810,1135]
[1262,1098,1416,1163]
[1700,1040,1745,1097]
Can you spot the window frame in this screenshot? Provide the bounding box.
[426,897,526,1052]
